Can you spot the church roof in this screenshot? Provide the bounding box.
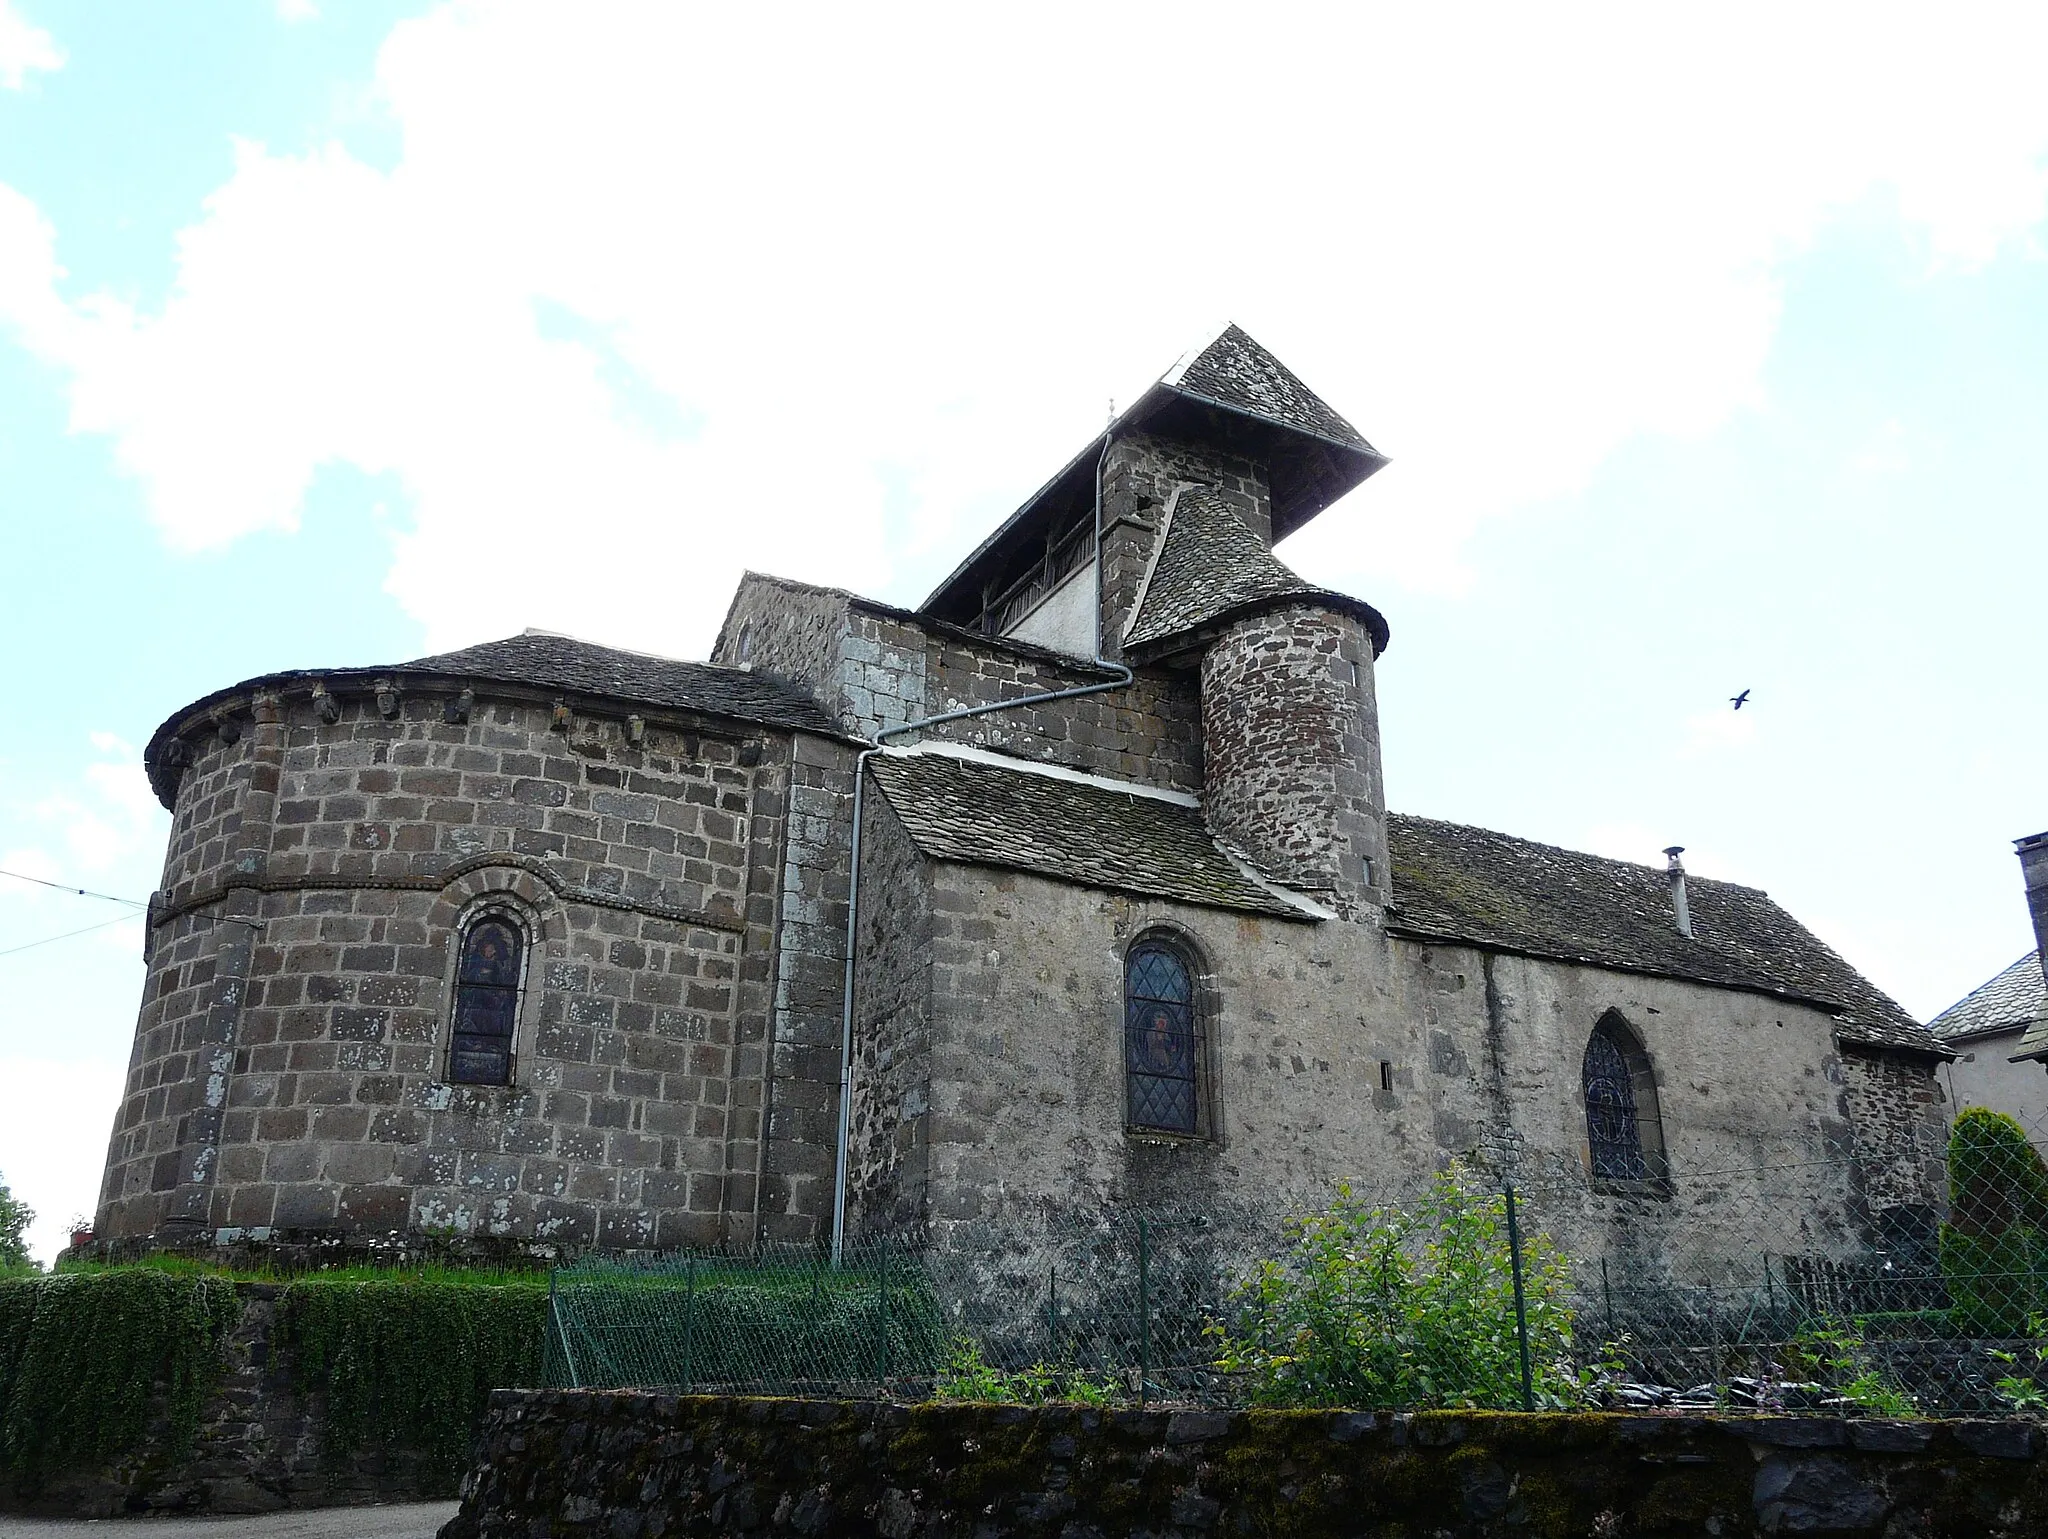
[920,325,1385,630]
[1386,814,1943,1056]
[1164,324,1378,454]
[866,751,1312,920]
[1122,488,1390,659]
[1927,950,2046,1044]
[399,633,844,736]
[144,631,844,807]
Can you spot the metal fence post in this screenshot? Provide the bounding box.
[1046,1264,1059,1360]
[1504,1182,1535,1412]
[682,1255,697,1394]
[878,1247,891,1387]
[550,1268,582,1390]
[1138,1214,1152,1408]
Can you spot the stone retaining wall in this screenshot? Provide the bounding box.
[442,1390,2048,1538]
[1,1283,455,1519]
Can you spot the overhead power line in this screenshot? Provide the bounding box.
[0,868,149,909]
[0,911,143,960]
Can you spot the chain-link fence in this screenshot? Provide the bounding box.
[543,1107,2048,1418]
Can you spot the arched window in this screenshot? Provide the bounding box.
[1582,1012,1666,1185]
[1125,938,1202,1135]
[450,915,523,1085]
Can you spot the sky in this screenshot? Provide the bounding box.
[2,1,2046,1265]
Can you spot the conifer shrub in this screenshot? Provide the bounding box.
[1939,1108,2048,1336]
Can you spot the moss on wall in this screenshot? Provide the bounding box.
[447,1392,2048,1538]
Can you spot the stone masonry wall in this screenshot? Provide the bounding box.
[445,1390,2048,1539]
[713,572,1204,794]
[1838,1043,1949,1254]
[1201,603,1385,913]
[102,682,826,1251]
[757,734,859,1242]
[897,860,1901,1279]
[844,793,933,1238]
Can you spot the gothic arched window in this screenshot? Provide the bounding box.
[1582,1012,1666,1185]
[1125,938,1202,1135]
[450,915,523,1085]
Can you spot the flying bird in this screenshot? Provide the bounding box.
[1730,689,1751,710]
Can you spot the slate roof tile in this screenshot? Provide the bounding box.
[1123,489,1388,657]
[393,632,844,736]
[1386,814,1941,1055]
[1172,325,1377,454]
[866,752,1307,919]
[1930,950,2046,1043]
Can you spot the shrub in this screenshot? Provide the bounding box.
[1211,1161,1582,1409]
[1939,1108,2048,1335]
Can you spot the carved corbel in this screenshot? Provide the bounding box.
[310,682,341,725]
[212,711,242,746]
[625,714,646,746]
[250,690,283,726]
[374,678,402,720]
[444,688,474,725]
[550,699,572,733]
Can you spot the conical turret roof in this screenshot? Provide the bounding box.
[1122,488,1388,660]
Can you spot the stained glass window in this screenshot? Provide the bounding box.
[1583,1023,1647,1181]
[450,916,521,1085]
[1126,941,1199,1134]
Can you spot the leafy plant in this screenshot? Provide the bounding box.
[278,1276,548,1477]
[1785,1320,1917,1417]
[0,1269,238,1485]
[1210,1161,1584,1410]
[932,1337,1121,1406]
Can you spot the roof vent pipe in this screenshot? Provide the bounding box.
[1663,846,1693,938]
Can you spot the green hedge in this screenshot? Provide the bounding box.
[0,1269,238,1487]
[278,1277,547,1476]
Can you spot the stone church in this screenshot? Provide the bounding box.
[97,326,1950,1278]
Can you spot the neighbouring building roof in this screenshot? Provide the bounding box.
[1386,814,1943,1056]
[866,751,1311,920]
[144,631,845,808]
[1928,951,2047,1044]
[1122,488,1390,659]
[920,324,1386,629]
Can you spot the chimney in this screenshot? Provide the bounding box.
[1663,846,1693,938]
[2017,832,2048,984]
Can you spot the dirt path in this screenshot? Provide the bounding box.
[0,1503,459,1538]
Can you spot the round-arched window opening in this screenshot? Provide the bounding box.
[450,915,523,1085]
[1125,939,1201,1135]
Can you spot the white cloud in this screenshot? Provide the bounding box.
[3,2,2048,654]
[276,0,319,22]
[0,1,61,90]
[1679,705,1761,759]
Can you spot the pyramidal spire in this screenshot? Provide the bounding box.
[1164,323,1375,454]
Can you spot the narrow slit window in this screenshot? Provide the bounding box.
[1125,941,1200,1134]
[450,916,521,1085]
